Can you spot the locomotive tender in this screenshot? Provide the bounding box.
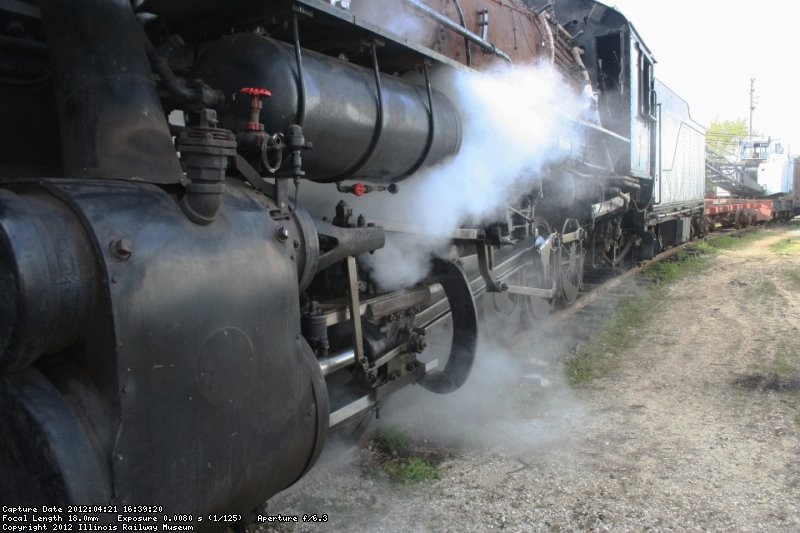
[0,0,722,526]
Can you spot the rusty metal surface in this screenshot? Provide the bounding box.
[348,0,584,83]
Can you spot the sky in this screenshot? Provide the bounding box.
[599,0,799,153]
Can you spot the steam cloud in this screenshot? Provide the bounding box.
[375,321,587,453]
[349,64,589,289]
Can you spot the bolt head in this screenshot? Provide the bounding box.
[110,238,133,260]
[276,226,290,242]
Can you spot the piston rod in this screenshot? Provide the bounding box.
[318,348,355,376]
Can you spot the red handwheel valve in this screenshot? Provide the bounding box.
[240,87,272,132]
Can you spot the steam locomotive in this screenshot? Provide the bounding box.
[0,0,775,528]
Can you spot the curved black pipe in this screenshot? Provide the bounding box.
[451,0,472,66]
[337,42,385,180]
[420,258,478,394]
[292,13,307,127]
[400,64,436,180]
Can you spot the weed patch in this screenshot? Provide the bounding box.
[367,427,446,484]
[643,253,708,284]
[566,244,718,385]
[565,289,658,385]
[375,427,411,454]
[383,457,441,483]
[707,231,773,251]
[689,241,718,255]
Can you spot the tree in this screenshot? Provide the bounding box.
[705,118,748,157]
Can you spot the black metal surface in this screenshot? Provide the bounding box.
[314,218,385,272]
[176,109,237,225]
[336,41,385,180]
[291,12,307,127]
[0,367,111,506]
[0,186,98,372]
[195,34,462,183]
[80,180,324,515]
[39,0,183,182]
[0,179,328,526]
[0,29,62,177]
[420,258,478,394]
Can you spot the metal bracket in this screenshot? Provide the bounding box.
[345,256,369,376]
[476,240,505,293]
[561,227,585,244]
[504,284,557,299]
[375,363,425,402]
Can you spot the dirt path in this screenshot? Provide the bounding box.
[259,226,800,532]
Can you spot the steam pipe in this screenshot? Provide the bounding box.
[291,13,307,126]
[402,64,436,178]
[538,12,555,65]
[451,0,472,66]
[402,0,512,64]
[145,35,223,111]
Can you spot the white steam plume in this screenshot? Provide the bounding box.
[349,64,589,289]
[374,323,587,452]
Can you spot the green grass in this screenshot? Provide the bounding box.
[705,230,774,251]
[370,427,442,483]
[375,427,411,454]
[770,237,800,255]
[643,251,709,283]
[688,240,719,255]
[566,245,716,385]
[382,457,441,483]
[566,228,800,384]
[567,227,796,384]
[565,289,657,385]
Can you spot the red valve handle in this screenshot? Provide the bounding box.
[240,88,272,132]
[240,87,272,97]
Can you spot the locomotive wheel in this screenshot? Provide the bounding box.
[691,216,704,239]
[558,218,584,306]
[521,217,556,319]
[489,217,553,324]
[420,258,478,394]
[488,262,551,334]
[735,209,746,229]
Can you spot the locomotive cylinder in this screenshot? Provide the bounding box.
[0,188,97,372]
[0,179,330,517]
[195,34,462,183]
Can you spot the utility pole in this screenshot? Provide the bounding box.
[749,77,756,138]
